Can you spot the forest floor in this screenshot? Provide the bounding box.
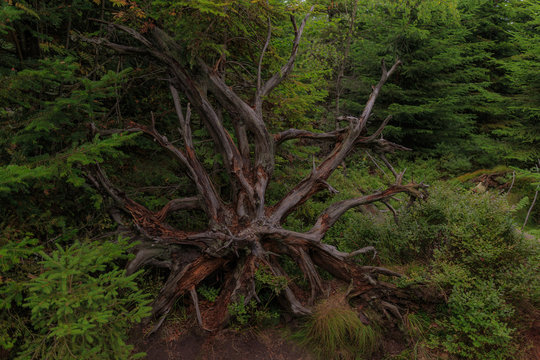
[130,309,540,360]
[128,230,540,360]
[130,325,314,360]
[129,318,410,360]
[521,315,540,360]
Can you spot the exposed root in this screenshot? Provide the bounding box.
[126,246,165,275]
[292,248,325,305]
[152,256,228,321]
[381,300,404,324]
[190,287,213,332]
[129,217,425,335]
[84,25,427,333]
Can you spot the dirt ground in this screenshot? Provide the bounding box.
[522,317,540,360]
[129,305,540,360]
[129,317,413,360]
[131,325,314,360]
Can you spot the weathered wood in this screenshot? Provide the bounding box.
[84,12,429,332]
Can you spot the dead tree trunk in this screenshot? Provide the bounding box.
[84,10,428,332]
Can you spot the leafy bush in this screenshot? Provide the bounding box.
[295,295,379,360]
[395,184,539,359]
[227,296,254,327]
[254,266,288,296]
[321,181,452,264]
[198,285,219,303]
[437,281,515,360]
[336,182,527,266]
[321,179,538,359]
[227,296,279,329]
[497,240,540,304]
[15,238,151,360]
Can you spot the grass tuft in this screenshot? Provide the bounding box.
[294,295,379,359]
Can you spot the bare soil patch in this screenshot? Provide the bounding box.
[130,323,313,360]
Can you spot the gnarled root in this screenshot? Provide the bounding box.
[134,232,424,336]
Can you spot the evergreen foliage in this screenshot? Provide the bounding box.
[17,239,151,360]
[497,0,540,162]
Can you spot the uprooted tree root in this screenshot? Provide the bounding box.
[83,7,431,334]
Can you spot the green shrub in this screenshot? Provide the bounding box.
[399,184,539,359]
[254,266,288,296]
[16,238,151,360]
[228,296,253,327]
[437,281,515,360]
[0,232,40,351]
[295,295,379,360]
[365,182,523,268]
[227,296,280,329]
[198,285,219,302]
[438,192,516,273]
[497,238,540,304]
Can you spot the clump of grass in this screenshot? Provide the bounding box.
[294,295,379,359]
[403,312,429,341]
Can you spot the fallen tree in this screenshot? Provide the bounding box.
[84,7,428,332]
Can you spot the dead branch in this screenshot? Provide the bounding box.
[155,196,201,221]
[270,58,403,224]
[274,128,348,145]
[257,6,315,101]
[309,182,427,237]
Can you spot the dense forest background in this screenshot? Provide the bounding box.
[1,1,539,359]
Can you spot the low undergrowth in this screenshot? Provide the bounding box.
[2,167,538,360]
[377,184,538,359]
[288,179,538,359]
[1,234,151,359]
[293,295,379,360]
